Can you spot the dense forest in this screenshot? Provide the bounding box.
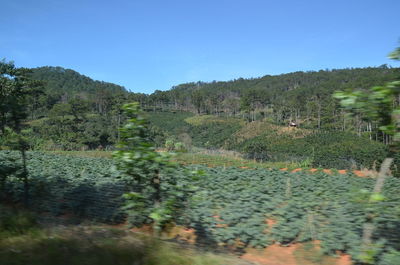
[148,66,399,141]
[29,65,400,133]
[1,62,399,169]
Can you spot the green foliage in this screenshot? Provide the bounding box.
[7,63,399,153]
[0,206,38,236]
[2,150,400,263]
[1,60,43,135]
[113,103,199,232]
[174,142,187,152]
[379,249,400,265]
[240,131,387,169]
[165,139,175,151]
[147,111,388,170]
[188,117,243,149]
[332,45,400,264]
[28,114,119,150]
[334,46,400,141]
[146,112,243,150]
[186,167,400,263]
[164,139,187,152]
[145,111,193,133]
[0,222,233,265]
[0,151,125,222]
[29,66,127,96]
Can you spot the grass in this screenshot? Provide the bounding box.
[0,206,242,265]
[0,229,235,265]
[46,149,309,170]
[184,115,244,127]
[234,119,313,144]
[49,150,113,158]
[173,151,308,170]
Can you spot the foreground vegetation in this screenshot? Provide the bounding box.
[0,206,238,265]
[2,151,400,264]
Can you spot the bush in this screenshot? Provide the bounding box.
[174,142,187,152]
[239,131,388,169]
[0,206,38,236]
[305,132,387,169]
[165,139,175,151]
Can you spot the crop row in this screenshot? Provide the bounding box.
[1,151,399,263]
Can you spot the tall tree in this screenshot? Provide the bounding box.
[0,60,43,206]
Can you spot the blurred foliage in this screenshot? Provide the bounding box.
[0,205,38,237]
[334,45,400,264]
[239,131,387,169]
[113,103,200,233]
[0,206,233,265]
[334,46,399,142]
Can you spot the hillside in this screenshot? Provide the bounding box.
[30,66,127,95]
[26,66,147,120]
[146,67,399,141]
[2,64,396,171]
[146,112,388,169]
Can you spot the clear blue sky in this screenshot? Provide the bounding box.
[1,0,399,93]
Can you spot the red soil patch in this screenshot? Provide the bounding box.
[212,215,223,221]
[266,219,277,228]
[130,224,153,234]
[338,170,347,174]
[264,218,277,234]
[323,169,332,174]
[213,215,229,228]
[352,169,378,178]
[352,170,366,177]
[309,168,318,173]
[164,225,197,244]
[131,224,197,244]
[241,244,299,265]
[280,168,288,171]
[241,242,352,265]
[291,168,302,173]
[336,253,352,265]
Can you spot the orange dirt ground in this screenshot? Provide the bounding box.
[241,243,352,265]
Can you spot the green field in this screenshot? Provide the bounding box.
[2,151,400,264]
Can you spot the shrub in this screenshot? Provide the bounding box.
[0,206,38,236]
[165,139,175,151]
[239,131,388,169]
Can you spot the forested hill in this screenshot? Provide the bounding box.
[29,65,399,122]
[25,65,400,140]
[149,66,399,116]
[26,66,147,119]
[30,66,127,95]
[2,62,398,165]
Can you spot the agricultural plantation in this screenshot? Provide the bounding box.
[2,150,400,264]
[1,2,400,264]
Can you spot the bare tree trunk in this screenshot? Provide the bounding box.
[360,158,393,262]
[21,149,29,207]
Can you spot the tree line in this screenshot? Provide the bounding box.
[144,66,399,145]
[1,60,399,150]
